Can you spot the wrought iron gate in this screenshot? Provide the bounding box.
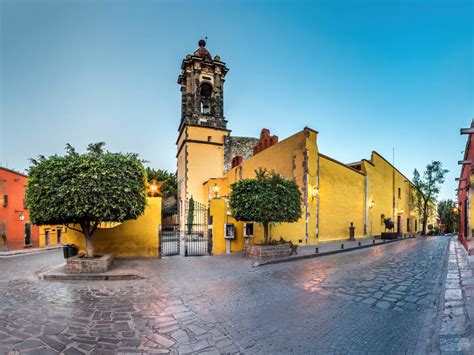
[184,199,212,256]
[159,201,180,256]
[159,199,212,257]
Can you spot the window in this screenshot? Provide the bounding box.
[0,221,6,250]
[200,83,213,114]
[44,229,50,246]
[24,223,32,246]
[2,194,7,207]
[57,228,62,244]
[398,188,401,199]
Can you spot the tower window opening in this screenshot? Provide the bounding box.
[201,100,211,114]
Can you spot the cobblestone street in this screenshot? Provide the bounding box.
[0,236,470,354]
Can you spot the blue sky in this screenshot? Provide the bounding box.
[1,0,472,200]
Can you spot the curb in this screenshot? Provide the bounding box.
[41,273,146,281]
[253,236,416,267]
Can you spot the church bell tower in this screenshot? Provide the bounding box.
[176,40,230,216]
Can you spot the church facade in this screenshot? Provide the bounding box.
[177,41,422,254]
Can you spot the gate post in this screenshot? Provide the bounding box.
[158,224,162,258]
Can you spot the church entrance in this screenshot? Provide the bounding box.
[159,201,180,256]
[159,199,212,257]
[183,200,212,256]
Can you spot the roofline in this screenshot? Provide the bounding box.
[304,126,319,134]
[0,166,28,178]
[319,153,366,176]
[370,151,416,186]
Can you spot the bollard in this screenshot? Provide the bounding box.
[373,239,375,244]
[315,247,319,254]
[341,244,344,249]
[358,241,361,246]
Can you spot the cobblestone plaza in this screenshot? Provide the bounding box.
[0,236,471,354]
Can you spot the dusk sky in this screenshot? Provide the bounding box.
[1,0,472,200]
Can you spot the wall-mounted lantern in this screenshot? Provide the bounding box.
[309,185,319,200]
[369,200,375,209]
[19,212,25,221]
[213,183,220,198]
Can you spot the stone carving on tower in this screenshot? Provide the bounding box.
[177,39,229,132]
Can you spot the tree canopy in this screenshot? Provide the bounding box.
[437,199,458,234]
[229,169,302,244]
[26,142,147,257]
[412,161,448,235]
[145,167,177,199]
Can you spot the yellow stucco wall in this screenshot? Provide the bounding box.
[203,128,423,254]
[39,225,68,247]
[177,125,229,227]
[362,152,419,236]
[318,155,365,241]
[207,128,318,251]
[63,197,161,258]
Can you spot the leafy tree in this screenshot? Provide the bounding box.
[145,168,177,199]
[412,161,448,236]
[229,169,302,244]
[26,143,147,257]
[187,196,195,235]
[438,199,458,234]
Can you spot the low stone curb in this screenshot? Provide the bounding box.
[253,236,416,267]
[42,273,145,281]
[39,264,147,281]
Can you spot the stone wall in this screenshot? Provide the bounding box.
[224,136,258,172]
[66,254,113,274]
[244,244,291,262]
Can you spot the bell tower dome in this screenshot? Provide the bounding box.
[177,39,229,132]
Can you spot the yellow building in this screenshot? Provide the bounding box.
[38,225,68,248]
[176,41,423,255]
[45,198,161,258]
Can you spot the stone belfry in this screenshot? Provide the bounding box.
[178,39,228,131]
[176,40,230,217]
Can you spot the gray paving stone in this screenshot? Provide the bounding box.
[361,297,377,305]
[375,301,392,309]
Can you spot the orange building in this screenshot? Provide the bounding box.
[0,167,39,250]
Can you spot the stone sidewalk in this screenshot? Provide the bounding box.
[256,235,416,266]
[0,245,62,257]
[436,239,474,353]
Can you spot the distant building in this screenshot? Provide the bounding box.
[0,167,39,250]
[457,119,474,254]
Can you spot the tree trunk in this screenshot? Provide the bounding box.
[81,222,94,258]
[422,200,428,236]
[86,234,94,258]
[263,222,269,245]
